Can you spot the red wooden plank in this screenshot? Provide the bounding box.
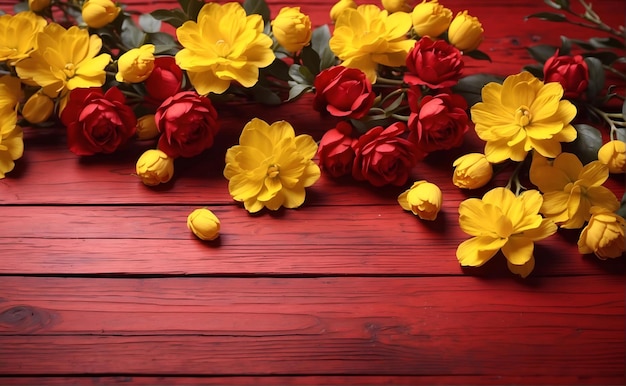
[0,276,624,377]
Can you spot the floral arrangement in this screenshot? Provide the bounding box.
[1,0,624,277]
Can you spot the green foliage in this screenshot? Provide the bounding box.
[150,9,188,28]
[243,0,271,23]
[584,57,605,100]
[311,25,336,72]
[525,11,568,22]
[451,73,505,107]
[564,124,602,164]
[526,44,557,64]
[120,18,146,49]
[464,49,492,62]
[617,192,626,219]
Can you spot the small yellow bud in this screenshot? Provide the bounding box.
[28,0,51,12]
[271,7,312,53]
[452,153,493,189]
[135,149,174,186]
[578,207,626,259]
[447,10,484,52]
[330,0,357,23]
[116,44,156,83]
[22,92,54,124]
[187,208,221,241]
[398,180,443,221]
[82,0,121,29]
[598,140,626,174]
[135,114,159,141]
[411,0,452,38]
[381,0,413,13]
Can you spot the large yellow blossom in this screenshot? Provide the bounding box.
[471,72,577,163]
[175,2,275,95]
[457,187,557,278]
[0,11,46,64]
[224,118,321,213]
[329,4,415,83]
[0,111,24,179]
[15,23,111,98]
[529,152,620,229]
[0,75,23,115]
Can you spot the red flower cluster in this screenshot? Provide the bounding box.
[543,52,589,99]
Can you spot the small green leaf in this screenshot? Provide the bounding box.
[584,57,605,100]
[570,38,596,51]
[464,49,491,61]
[261,58,291,82]
[311,25,336,71]
[243,0,271,22]
[139,13,162,33]
[288,64,314,86]
[250,84,282,105]
[146,32,180,54]
[287,84,313,102]
[522,64,545,79]
[13,1,28,13]
[589,37,625,49]
[121,18,147,49]
[451,73,504,106]
[558,35,571,55]
[564,123,602,164]
[544,0,570,10]
[526,44,558,64]
[583,51,620,66]
[525,12,568,22]
[185,0,204,21]
[616,192,626,218]
[150,9,188,29]
[300,45,321,75]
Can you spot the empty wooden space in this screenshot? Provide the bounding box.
[0,0,625,385]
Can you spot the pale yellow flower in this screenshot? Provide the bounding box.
[0,11,47,64]
[447,10,483,52]
[411,0,452,37]
[329,4,415,83]
[272,7,312,53]
[0,75,23,115]
[82,0,121,29]
[578,207,625,259]
[135,114,159,140]
[224,118,321,213]
[22,92,54,124]
[187,208,221,241]
[175,2,275,95]
[28,0,50,12]
[0,111,24,179]
[529,152,620,229]
[15,23,111,98]
[598,140,626,174]
[330,0,357,23]
[471,72,577,163]
[136,149,174,186]
[381,0,413,13]
[457,187,557,278]
[116,44,155,83]
[452,153,493,189]
[398,180,442,220]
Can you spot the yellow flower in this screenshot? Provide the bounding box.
[398,180,443,220]
[272,7,312,53]
[135,114,159,140]
[598,140,626,174]
[22,92,54,124]
[82,0,121,29]
[175,2,275,95]
[115,44,155,83]
[447,10,484,52]
[411,0,452,37]
[15,23,111,98]
[0,11,47,64]
[136,149,174,186]
[0,111,24,179]
[0,75,23,115]
[381,0,413,13]
[471,72,577,163]
[578,207,626,259]
[187,208,221,241]
[329,4,415,83]
[529,152,620,229]
[457,187,557,278]
[452,153,493,189]
[330,0,357,23]
[224,118,321,213]
[28,0,50,12]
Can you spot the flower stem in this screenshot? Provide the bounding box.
[505,161,526,196]
[588,104,623,140]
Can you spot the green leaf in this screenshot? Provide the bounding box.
[464,49,491,62]
[150,9,188,29]
[559,35,571,55]
[139,13,162,33]
[311,25,336,71]
[616,192,626,219]
[250,84,282,105]
[526,44,558,64]
[451,73,505,107]
[522,64,545,79]
[243,0,271,22]
[288,64,314,86]
[300,45,321,75]
[583,51,620,66]
[13,1,28,13]
[261,58,291,82]
[525,12,568,22]
[287,84,313,102]
[185,0,204,21]
[584,57,605,100]
[544,0,570,10]
[570,38,596,51]
[121,18,147,49]
[622,98,626,122]
[564,123,602,164]
[589,37,625,50]
[146,32,180,54]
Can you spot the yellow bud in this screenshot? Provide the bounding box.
[135,114,159,140]
[452,153,493,189]
[28,0,51,12]
[411,0,452,37]
[116,44,156,83]
[398,180,443,221]
[578,207,626,259]
[187,208,221,241]
[598,140,626,174]
[381,0,413,13]
[448,10,484,52]
[272,7,312,53]
[136,149,174,186]
[22,92,54,124]
[82,0,121,29]
[330,0,357,23]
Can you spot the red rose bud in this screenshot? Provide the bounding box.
[144,56,184,105]
[317,121,357,178]
[404,36,464,89]
[351,122,418,187]
[543,53,589,99]
[408,91,469,155]
[155,91,219,158]
[61,87,136,156]
[313,65,376,120]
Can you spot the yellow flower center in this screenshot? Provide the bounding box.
[215,39,231,58]
[267,164,280,178]
[515,106,532,127]
[63,63,75,78]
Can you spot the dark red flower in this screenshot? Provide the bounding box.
[144,57,184,105]
[543,53,589,99]
[403,36,464,89]
[317,121,357,178]
[313,65,376,119]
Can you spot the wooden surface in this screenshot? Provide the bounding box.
[1,0,625,384]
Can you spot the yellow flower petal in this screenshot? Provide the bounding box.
[456,236,506,267]
[501,236,534,265]
[507,257,535,278]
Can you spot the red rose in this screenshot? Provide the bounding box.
[144,57,184,105]
[543,53,589,99]
[403,36,463,89]
[61,87,136,156]
[317,121,357,178]
[155,91,219,158]
[408,90,469,155]
[352,122,418,187]
[313,65,376,119]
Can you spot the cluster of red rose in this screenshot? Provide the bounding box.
[60,57,219,159]
[314,36,468,187]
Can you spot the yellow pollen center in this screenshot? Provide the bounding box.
[267,164,280,178]
[63,63,75,78]
[215,39,231,58]
[515,106,532,127]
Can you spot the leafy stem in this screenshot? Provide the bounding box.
[505,160,526,196]
[588,104,624,140]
